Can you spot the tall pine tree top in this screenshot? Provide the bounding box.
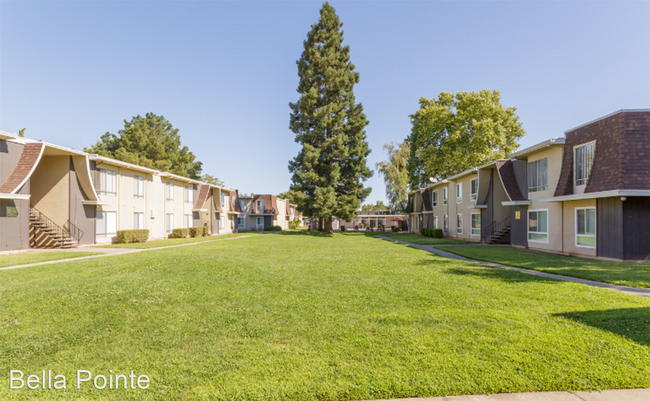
[288,2,372,231]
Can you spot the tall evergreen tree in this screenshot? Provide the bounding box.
[288,2,372,233]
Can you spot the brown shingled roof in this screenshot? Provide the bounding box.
[252,194,278,214]
[230,190,243,213]
[194,184,210,210]
[0,142,45,194]
[496,160,525,201]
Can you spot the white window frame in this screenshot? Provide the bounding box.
[256,200,264,214]
[133,175,144,199]
[574,141,596,190]
[528,158,549,193]
[433,216,438,229]
[528,209,549,243]
[443,187,448,205]
[184,214,192,229]
[456,214,462,234]
[221,193,226,209]
[166,213,174,234]
[239,200,246,211]
[470,178,478,202]
[471,213,481,236]
[97,210,117,236]
[432,190,438,207]
[133,212,144,230]
[456,183,462,204]
[184,186,193,204]
[220,215,226,230]
[256,216,264,229]
[237,217,245,229]
[444,215,448,231]
[166,182,174,201]
[97,168,117,196]
[575,207,596,248]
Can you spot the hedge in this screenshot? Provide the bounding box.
[202,226,209,236]
[171,228,189,238]
[263,225,282,232]
[116,229,149,244]
[391,226,400,232]
[189,227,201,237]
[432,228,444,238]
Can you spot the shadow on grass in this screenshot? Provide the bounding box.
[271,230,334,238]
[440,265,563,284]
[556,308,650,347]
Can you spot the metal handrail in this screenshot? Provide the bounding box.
[30,207,83,245]
[482,215,511,241]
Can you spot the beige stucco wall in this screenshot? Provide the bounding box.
[562,199,597,257]
[31,156,70,229]
[449,174,481,242]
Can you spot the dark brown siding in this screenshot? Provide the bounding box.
[512,159,528,199]
[623,197,650,260]
[510,205,528,247]
[481,170,495,242]
[596,197,624,259]
[264,216,273,227]
[621,113,650,189]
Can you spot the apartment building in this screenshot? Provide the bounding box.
[237,194,297,230]
[0,132,240,250]
[407,109,650,261]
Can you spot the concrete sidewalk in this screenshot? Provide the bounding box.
[367,388,650,401]
[0,235,253,271]
[378,236,650,298]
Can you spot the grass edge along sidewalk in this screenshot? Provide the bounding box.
[0,251,102,269]
[438,245,650,290]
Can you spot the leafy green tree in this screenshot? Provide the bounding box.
[288,2,373,233]
[376,140,410,213]
[18,128,26,138]
[407,90,525,189]
[361,201,389,211]
[201,174,224,187]
[85,113,202,179]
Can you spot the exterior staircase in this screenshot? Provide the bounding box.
[483,216,511,244]
[29,207,82,248]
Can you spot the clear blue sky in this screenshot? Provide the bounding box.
[1,1,648,204]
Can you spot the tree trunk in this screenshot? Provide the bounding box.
[324,216,334,234]
[318,218,324,232]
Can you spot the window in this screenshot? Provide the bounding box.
[133,175,144,199]
[221,193,226,209]
[230,216,235,230]
[471,213,481,236]
[133,212,144,230]
[166,213,174,234]
[184,214,192,229]
[256,216,264,229]
[443,188,448,205]
[456,183,462,203]
[97,169,117,196]
[528,210,548,243]
[432,191,438,207]
[239,200,246,211]
[444,215,448,231]
[528,158,549,192]
[166,182,174,201]
[220,215,226,230]
[470,178,478,201]
[256,200,264,214]
[575,142,595,187]
[237,217,245,228]
[97,211,117,236]
[576,207,596,248]
[433,216,439,229]
[456,214,463,234]
[184,186,193,204]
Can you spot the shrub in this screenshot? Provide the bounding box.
[202,226,209,236]
[116,229,149,244]
[340,225,346,232]
[391,226,400,232]
[432,228,444,238]
[172,228,189,238]
[421,228,428,237]
[189,227,202,237]
[264,225,282,232]
[289,220,300,230]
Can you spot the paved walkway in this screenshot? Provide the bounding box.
[378,236,650,298]
[367,388,650,401]
[0,235,253,271]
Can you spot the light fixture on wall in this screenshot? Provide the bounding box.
[621,196,627,201]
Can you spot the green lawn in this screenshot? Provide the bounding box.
[1,231,650,400]
[0,251,101,269]
[440,246,650,289]
[93,233,258,249]
[377,232,467,244]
